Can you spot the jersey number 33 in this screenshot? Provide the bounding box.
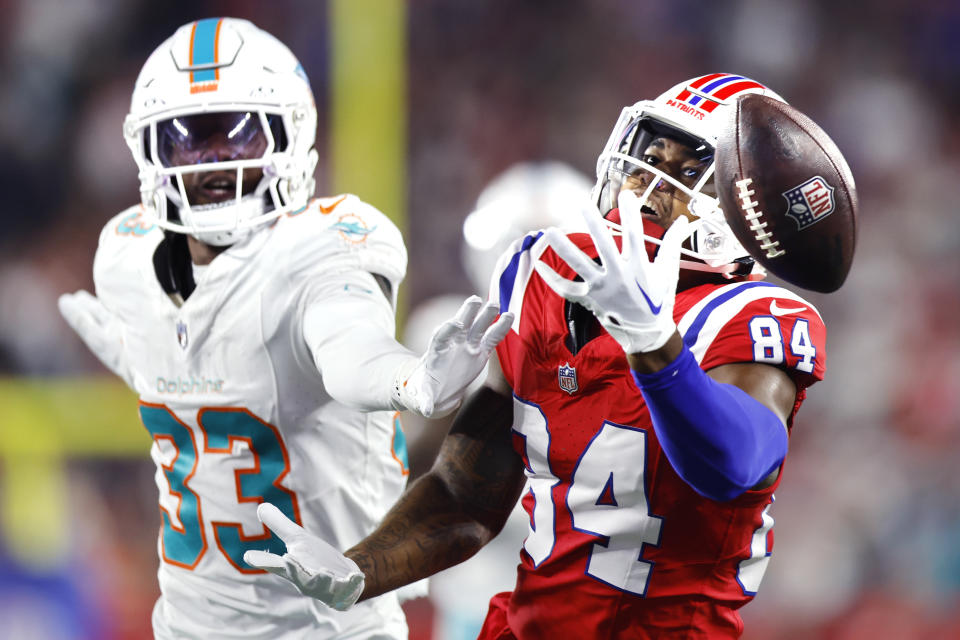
[140,403,300,573]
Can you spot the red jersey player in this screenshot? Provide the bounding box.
[245,74,829,639]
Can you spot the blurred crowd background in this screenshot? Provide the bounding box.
[1,0,959,638]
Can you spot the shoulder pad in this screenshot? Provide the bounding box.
[93,206,163,307]
[489,230,548,320]
[269,194,408,290]
[97,206,163,247]
[678,280,826,386]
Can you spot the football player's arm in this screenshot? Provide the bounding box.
[628,331,796,500]
[534,200,791,503]
[302,270,512,418]
[58,229,136,389]
[244,351,525,607]
[58,290,135,388]
[301,271,413,410]
[346,352,523,600]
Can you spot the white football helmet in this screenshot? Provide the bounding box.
[462,161,593,292]
[594,73,787,277]
[123,18,318,246]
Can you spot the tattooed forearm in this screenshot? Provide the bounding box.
[345,385,523,601]
[346,474,489,599]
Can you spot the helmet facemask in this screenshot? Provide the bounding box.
[131,109,308,246]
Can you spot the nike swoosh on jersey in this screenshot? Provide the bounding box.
[318,195,347,214]
[769,300,807,316]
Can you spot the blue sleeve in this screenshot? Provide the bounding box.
[630,346,788,502]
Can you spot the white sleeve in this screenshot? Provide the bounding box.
[302,270,417,411]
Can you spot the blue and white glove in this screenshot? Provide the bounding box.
[244,504,365,611]
[58,290,135,387]
[393,295,513,418]
[534,191,690,354]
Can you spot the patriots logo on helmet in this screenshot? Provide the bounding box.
[782,176,836,230]
[669,73,769,116]
[558,363,578,394]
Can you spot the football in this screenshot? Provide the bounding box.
[714,94,858,293]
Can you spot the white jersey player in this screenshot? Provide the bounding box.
[58,18,510,640]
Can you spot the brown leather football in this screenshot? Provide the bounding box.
[715,94,857,292]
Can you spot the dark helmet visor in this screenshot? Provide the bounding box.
[154,111,285,167]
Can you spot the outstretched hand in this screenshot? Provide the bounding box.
[58,290,135,387]
[533,191,690,355]
[397,295,513,418]
[243,503,365,611]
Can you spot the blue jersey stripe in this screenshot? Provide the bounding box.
[498,232,543,313]
[191,18,220,82]
[682,281,776,348]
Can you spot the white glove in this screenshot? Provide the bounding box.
[393,295,513,418]
[533,191,691,354]
[243,503,365,611]
[58,290,134,386]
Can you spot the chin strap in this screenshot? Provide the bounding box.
[677,257,759,279]
[677,258,739,276]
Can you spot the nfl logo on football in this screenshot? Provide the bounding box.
[558,363,578,394]
[782,175,835,230]
[176,320,189,350]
